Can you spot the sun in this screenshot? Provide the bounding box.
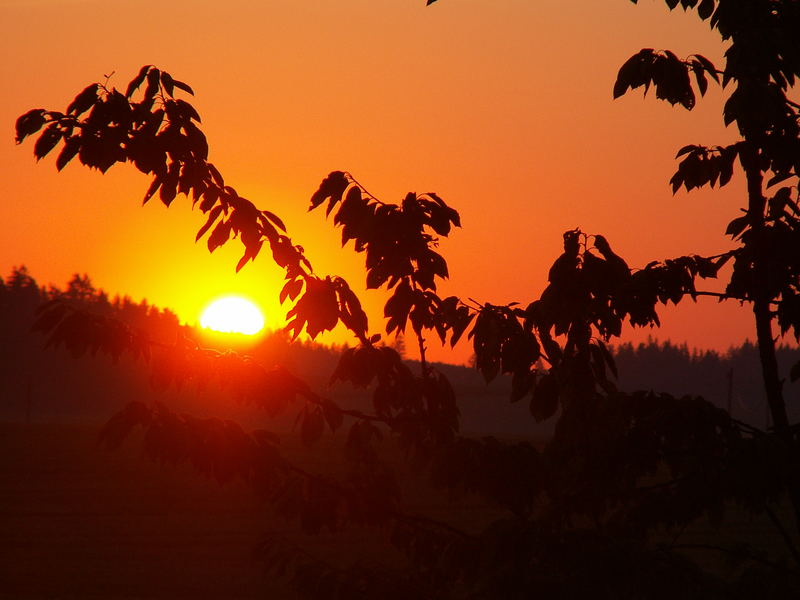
[200,296,265,335]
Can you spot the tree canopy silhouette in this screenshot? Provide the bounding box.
[14,1,800,597]
[613,0,800,539]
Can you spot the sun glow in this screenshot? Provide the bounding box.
[200,296,265,335]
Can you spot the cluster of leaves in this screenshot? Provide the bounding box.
[670,144,739,193]
[284,275,369,341]
[728,214,800,338]
[310,172,459,291]
[14,67,372,350]
[617,2,800,345]
[332,344,459,450]
[615,0,800,573]
[621,0,800,189]
[465,230,727,423]
[614,48,718,110]
[15,65,482,368]
[15,67,290,272]
[310,171,472,346]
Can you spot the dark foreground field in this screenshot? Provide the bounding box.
[0,422,793,599]
[0,422,494,599]
[1,422,288,598]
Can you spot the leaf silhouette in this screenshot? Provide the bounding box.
[33,124,62,160]
[55,137,81,171]
[15,109,46,144]
[66,83,99,116]
[125,64,152,98]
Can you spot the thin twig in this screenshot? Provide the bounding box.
[345,172,386,205]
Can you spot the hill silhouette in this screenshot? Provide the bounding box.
[2,266,795,434]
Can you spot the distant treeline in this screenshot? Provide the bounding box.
[612,339,800,428]
[1,266,797,433]
[0,266,346,428]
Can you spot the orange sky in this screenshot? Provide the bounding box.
[1,0,760,363]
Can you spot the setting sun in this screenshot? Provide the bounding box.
[200,296,265,335]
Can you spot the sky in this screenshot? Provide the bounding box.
[0,0,761,364]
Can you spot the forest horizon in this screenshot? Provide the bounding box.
[0,264,776,367]
[3,263,794,434]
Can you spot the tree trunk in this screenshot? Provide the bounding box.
[752,299,791,433]
[742,144,800,537]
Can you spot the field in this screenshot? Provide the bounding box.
[0,421,793,599]
[1,422,287,598]
[0,421,498,599]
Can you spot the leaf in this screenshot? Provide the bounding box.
[144,68,161,101]
[126,65,152,98]
[55,137,81,171]
[207,219,232,252]
[195,205,223,241]
[725,215,749,239]
[766,172,794,189]
[449,311,474,348]
[613,49,655,99]
[172,79,194,95]
[335,186,363,226]
[175,99,201,123]
[675,144,699,158]
[656,52,695,109]
[718,146,737,187]
[15,109,47,144]
[279,278,303,304]
[366,267,389,289]
[159,166,179,206]
[160,71,175,97]
[697,0,714,21]
[692,64,708,96]
[614,55,636,98]
[199,167,221,193]
[694,54,719,83]
[262,210,286,232]
[714,253,733,271]
[33,124,62,160]
[199,186,219,212]
[309,171,348,210]
[236,252,251,273]
[142,175,162,204]
[66,83,99,116]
